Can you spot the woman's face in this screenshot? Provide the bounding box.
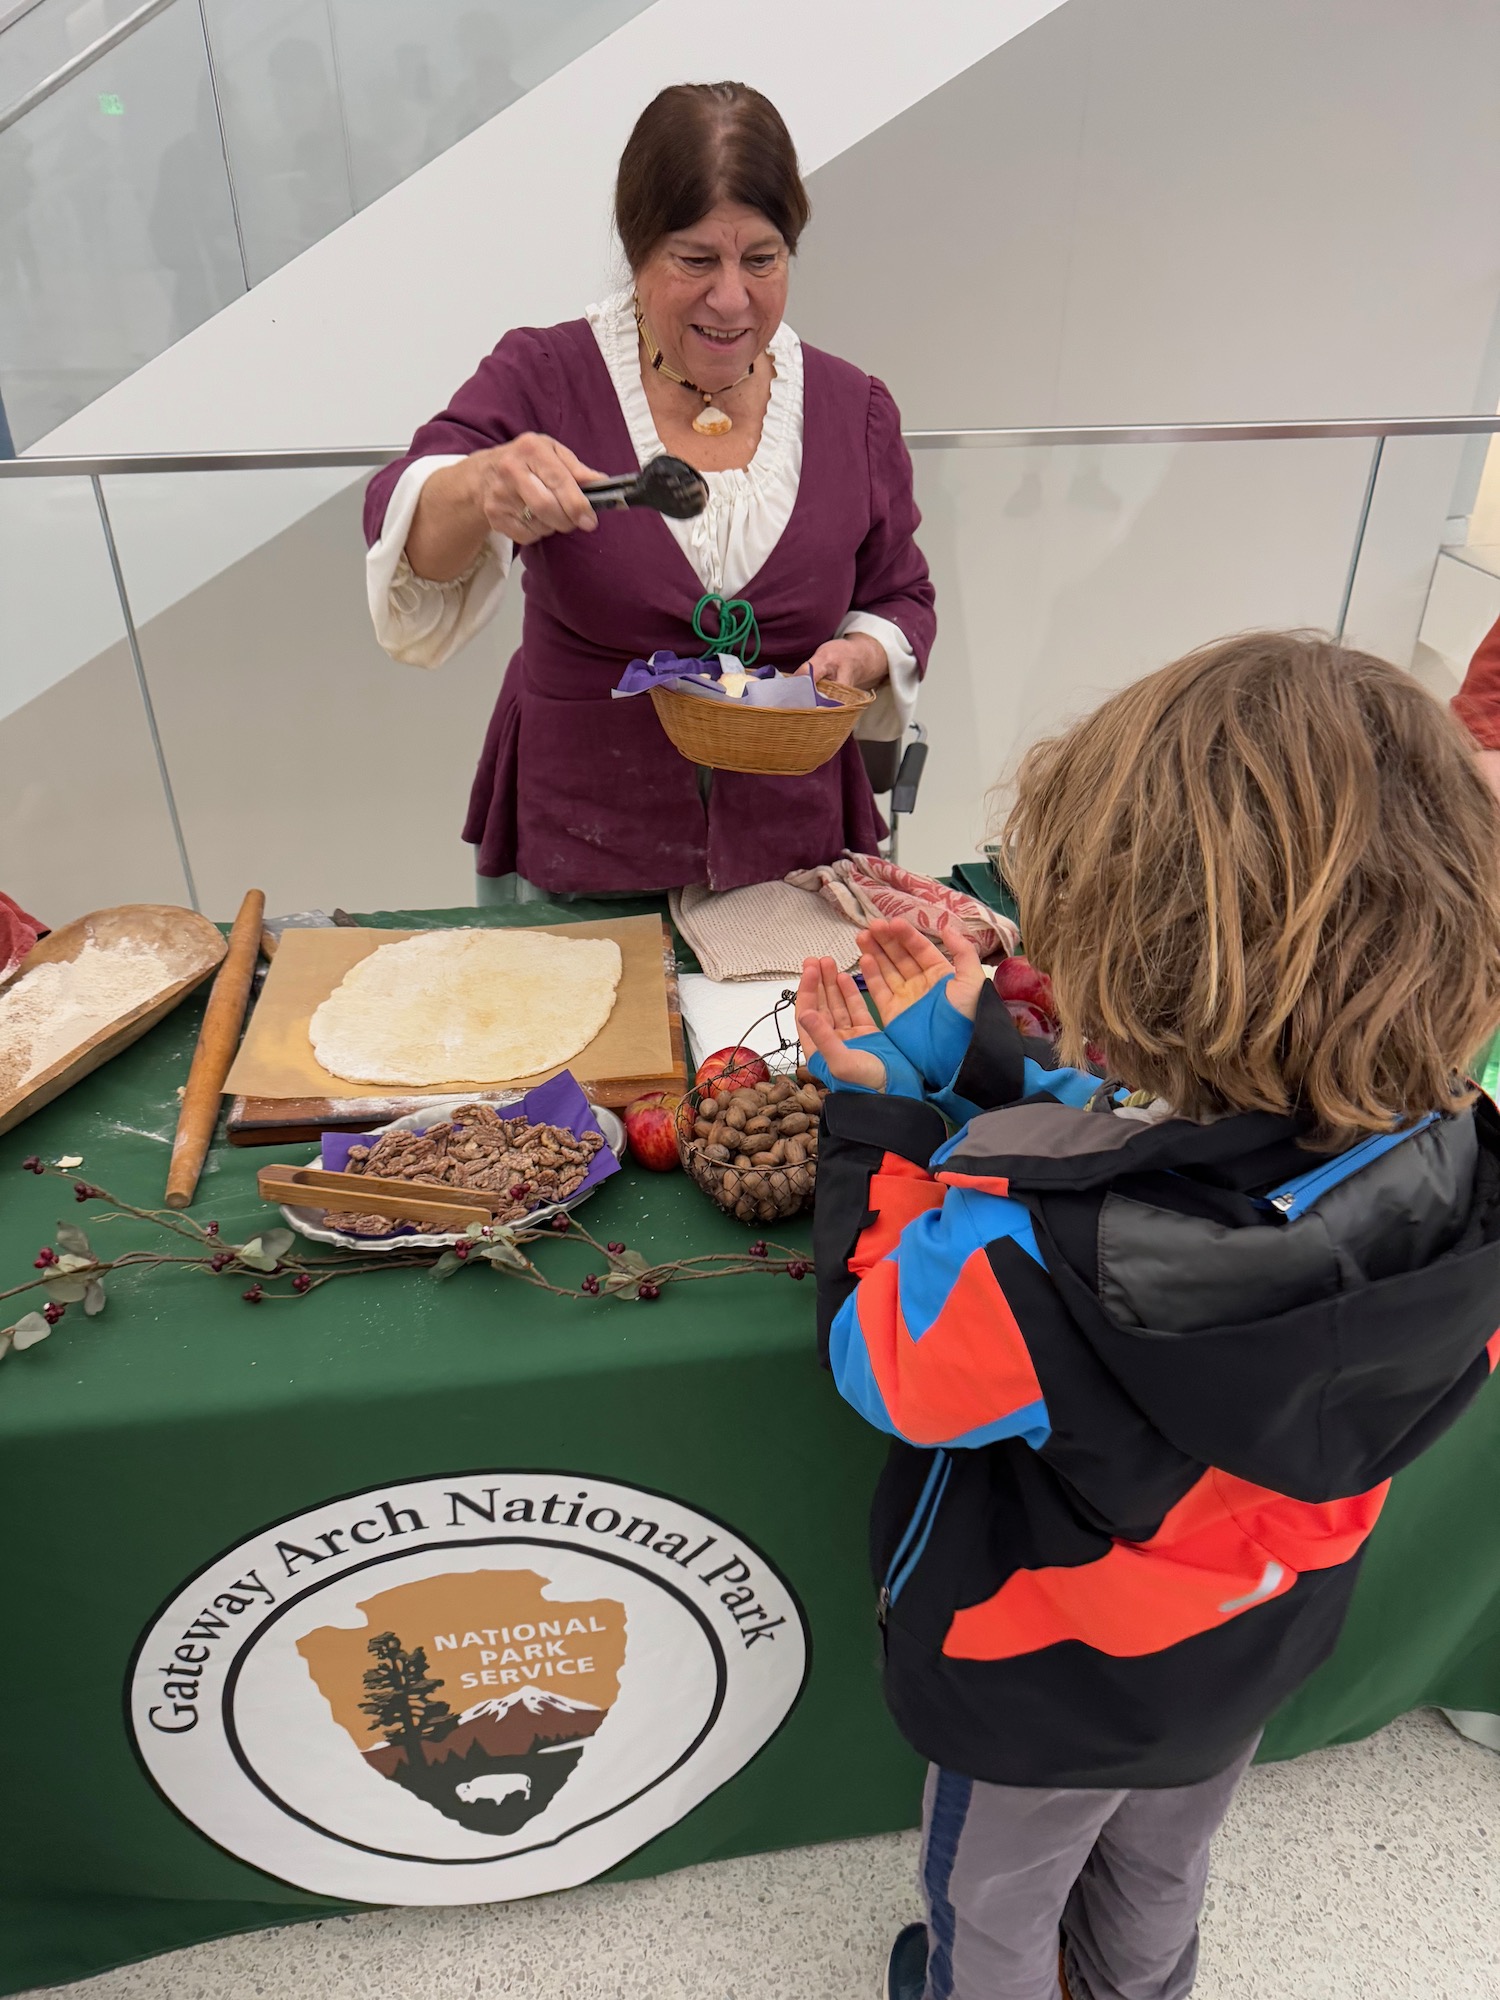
[634,201,789,389]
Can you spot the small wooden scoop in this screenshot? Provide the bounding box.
[584,455,709,519]
[257,1163,495,1232]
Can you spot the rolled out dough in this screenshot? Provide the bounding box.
[309,929,624,1086]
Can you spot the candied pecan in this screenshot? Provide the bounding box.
[342,1107,599,1225]
[322,1209,398,1236]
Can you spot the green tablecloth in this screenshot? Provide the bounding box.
[3,903,1498,1996]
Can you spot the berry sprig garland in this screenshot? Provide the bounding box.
[2,1157,813,1360]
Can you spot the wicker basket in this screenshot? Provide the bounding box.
[676,1064,827,1224]
[649,678,874,776]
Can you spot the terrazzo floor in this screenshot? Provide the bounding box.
[27,1709,1500,2000]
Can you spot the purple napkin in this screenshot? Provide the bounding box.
[613,650,838,706]
[613,650,766,695]
[316,1069,620,1238]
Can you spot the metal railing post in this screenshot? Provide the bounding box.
[1334,436,1385,642]
[91,475,201,911]
[3,417,1500,478]
[195,0,250,296]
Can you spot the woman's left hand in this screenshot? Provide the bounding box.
[797,633,888,690]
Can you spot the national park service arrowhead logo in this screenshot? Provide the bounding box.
[128,1474,808,1902]
[298,1566,627,1837]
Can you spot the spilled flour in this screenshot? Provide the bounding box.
[0,940,172,1097]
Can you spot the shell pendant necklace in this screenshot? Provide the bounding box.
[636,302,754,437]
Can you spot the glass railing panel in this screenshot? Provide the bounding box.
[1367,432,1500,706]
[198,0,658,282]
[326,0,657,209]
[0,0,243,451]
[0,0,143,113]
[93,461,358,626]
[97,464,518,917]
[1340,432,1473,680]
[902,436,1376,877]
[199,0,354,287]
[9,422,1496,922]
[0,473,194,911]
[1465,429,1500,573]
[0,1,656,441]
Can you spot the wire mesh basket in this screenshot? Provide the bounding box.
[674,992,827,1223]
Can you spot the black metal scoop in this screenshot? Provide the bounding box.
[584,454,709,520]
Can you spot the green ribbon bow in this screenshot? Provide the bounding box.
[692,592,761,667]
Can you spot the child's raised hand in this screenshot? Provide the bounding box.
[858,917,986,1024]
[795,956,889,1091]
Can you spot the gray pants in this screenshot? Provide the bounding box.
[919,1741,1258,2000]
[474,872,558,906]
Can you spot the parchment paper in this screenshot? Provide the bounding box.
[224,917,672,1099]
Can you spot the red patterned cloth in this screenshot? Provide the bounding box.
[1452,612,1500,750]
[0,892,45,979]
[786,851,1020,962]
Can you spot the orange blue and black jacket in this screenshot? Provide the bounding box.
[811,977,1500,1788]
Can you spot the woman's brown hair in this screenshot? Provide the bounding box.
[1002,632,1500,1148]
[615,82,811,270]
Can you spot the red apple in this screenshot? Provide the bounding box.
[1005,1000,1056,1040]
[623,1092,682,1172]
[993,954,1055,1016]
[693,1045,771,1094]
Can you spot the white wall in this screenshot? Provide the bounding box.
[793,0,1500,430]
[786,0,1500,872]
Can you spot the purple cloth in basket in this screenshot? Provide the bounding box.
[613,651,838,705]
[317,1070,619,1238]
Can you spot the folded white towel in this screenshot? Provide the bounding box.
[678,975,804,1077]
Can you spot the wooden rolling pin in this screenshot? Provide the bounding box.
[166,889,266,1207]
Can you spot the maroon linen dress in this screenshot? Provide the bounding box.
[365,318,936,894]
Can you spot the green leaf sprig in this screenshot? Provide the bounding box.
[3,1158,813,1358]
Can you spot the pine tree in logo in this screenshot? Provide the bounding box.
[358,1630,456,1776]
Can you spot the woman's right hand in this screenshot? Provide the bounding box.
[463,433,605,545]
[406,434,608,582]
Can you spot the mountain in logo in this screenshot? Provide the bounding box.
[296,1568,627,1837]
[454,1688,605,1753]
[363,1688,605,1776]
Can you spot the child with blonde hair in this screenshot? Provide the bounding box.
[799,633,1500,2000]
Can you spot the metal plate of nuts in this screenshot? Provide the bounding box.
[678,1068,827,1224]
[277,1093,627,1252]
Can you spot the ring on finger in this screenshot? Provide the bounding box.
[519,503,534,526]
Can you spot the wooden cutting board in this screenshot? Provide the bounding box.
[0,905,227,1137]
[225,918,686,1146]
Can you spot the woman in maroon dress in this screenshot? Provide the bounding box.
[365,81,935,900]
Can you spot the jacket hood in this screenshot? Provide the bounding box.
[936,1093,1500,1500]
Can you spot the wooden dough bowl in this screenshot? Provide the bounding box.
[0,904,227,1137]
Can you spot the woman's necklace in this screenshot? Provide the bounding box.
[635,303,754,438]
